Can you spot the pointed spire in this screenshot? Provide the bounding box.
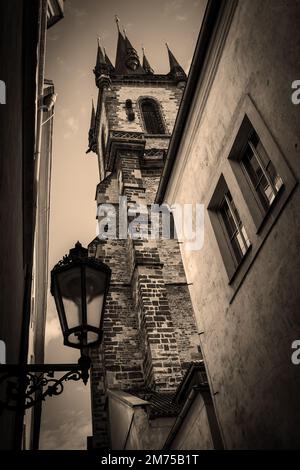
[94,37,112,89]
[96,37,106,68]
[114,18,127,74]
[86,99,97,154]
[123,29,138,56]
[142,46,154,74]
[104,47,115,73]
[166,43,187,81]
[115,14,121,32]
[90,99,96,128]
[114,16,145,74]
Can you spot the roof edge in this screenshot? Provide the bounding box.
[155,0,226,204]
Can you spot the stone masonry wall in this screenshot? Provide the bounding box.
[90,143,202,447]
[105,82,183,134]
[90,77,202,448]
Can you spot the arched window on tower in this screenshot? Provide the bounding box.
[140,98,165,135]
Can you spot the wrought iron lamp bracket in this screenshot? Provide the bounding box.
[0,355,91,412]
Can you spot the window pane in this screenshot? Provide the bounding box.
[260,177,274,205]
[85,267,106,328]
[229,195,242,228]
[220,201,236,239]
[219,192,250,266]
[241,226,250,249]
[257,175,273,210]
[231,233,244,263]
[242,137,283,212]
[57,267,82,330]
[243,147,263,187]
[267,160,283,192]
[254,140,269,169]
[141,100,164,134]
[236,231,247,256]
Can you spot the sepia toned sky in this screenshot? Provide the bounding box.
[40,0,206,450]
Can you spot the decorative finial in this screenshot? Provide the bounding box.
[165,42,169,49]
[115,15,120,31]
[69,242,88,259]
[97,36,101,47]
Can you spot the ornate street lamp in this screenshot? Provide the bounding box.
[51,241,110,350]
[0,242,111,411]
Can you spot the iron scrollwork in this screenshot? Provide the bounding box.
[0,356,91,412]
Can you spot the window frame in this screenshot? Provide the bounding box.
[240,134,284,214]
[206,95,297,300]
[227,97,297,235]
[138,97,166,136]
[218,191,251,266]
[208,175,252,282]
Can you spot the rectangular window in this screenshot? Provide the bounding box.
[210,96,297,293]
[208,175,251,281]
[219,191,250,265]
[227,107,294,232]
[241,131,283,213]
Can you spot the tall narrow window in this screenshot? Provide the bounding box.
[241,131,283,212]
[208,175,251,280]
[140,99,165,134]
[219,191,250,266]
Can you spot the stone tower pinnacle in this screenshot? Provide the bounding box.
[166,42,187,82]
[114,16,145,74]
[142,46,154,74]
[86,99,96,154]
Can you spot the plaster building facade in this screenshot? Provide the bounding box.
[157,0,300,449]
[0,0,64,450]
[24,78,58,450]
[86,18,223,450]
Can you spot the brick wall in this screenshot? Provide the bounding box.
[105,83,182,134]
[89,75,202,448]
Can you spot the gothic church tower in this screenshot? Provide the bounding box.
[86,18,204,450]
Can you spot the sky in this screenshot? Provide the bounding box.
[40,0,206,450]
